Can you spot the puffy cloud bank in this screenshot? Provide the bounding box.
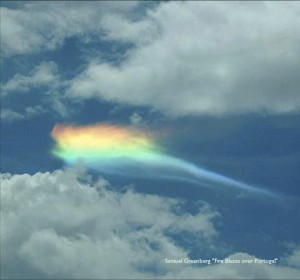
[2,2,300,118]
[1,168,300,279]
[69,1,300,116]
[1,168,217,279]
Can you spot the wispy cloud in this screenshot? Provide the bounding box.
[1,61,70,121]
[0,2,140,57]
[2,62,58,95]
[0,106,45,122]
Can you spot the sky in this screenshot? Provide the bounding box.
[1,1,300,279]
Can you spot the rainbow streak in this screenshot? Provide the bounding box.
[51,123,273,196]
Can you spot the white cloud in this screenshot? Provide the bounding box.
[0,106,45,122]
[286,246,300,269]
[2,2,300,116]
[1,2,144,120]
[130,112,143,125]
[2,62,58,95]
[1,169,300,279]
[1,61,67,121]
[0,2,140,57]
[69,1,300,116]
[1,168,300,279]
[0,168,218,279]
[100,11,159,46]
[0,108,24,121]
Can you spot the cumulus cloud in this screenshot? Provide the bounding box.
[68,1,300,116]
[1,168,300,279]
[1,168,218,279]
[4,2,299,116]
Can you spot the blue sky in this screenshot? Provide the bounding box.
[1,1,300,279]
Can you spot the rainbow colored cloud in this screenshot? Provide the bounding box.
[51,123,274,196]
